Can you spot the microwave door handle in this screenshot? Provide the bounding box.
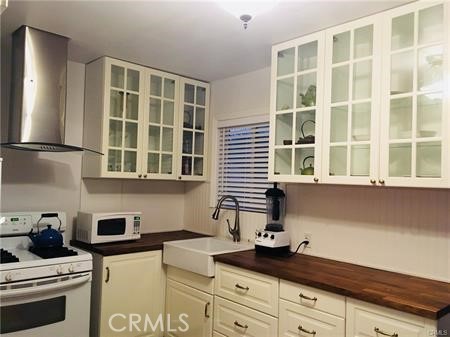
[0,273,91,300]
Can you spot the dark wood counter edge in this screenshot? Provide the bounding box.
[70,230,208,256]
[214,250,450,320]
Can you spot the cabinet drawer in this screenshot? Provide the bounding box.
[215,263,279,316]
[279,299,344,337]
[213,296,278,337]
[280,279,345,317]
[167,266,214,294]
[346,299,436,337]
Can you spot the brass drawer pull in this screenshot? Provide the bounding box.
[204,302,210,318]
[298,325,316,335]
[299,293,317,302]
[235,283,249,291]
[234,321,248,329]
[374,327,398,337]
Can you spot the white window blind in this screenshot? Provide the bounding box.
[217,121,271,213]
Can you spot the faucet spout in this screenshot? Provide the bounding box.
[212,195,241,242]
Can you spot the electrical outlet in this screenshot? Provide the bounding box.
[304,233,312,248]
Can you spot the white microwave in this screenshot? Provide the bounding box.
[76,212,141,244]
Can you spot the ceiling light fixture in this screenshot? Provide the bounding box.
[217,1,279,29]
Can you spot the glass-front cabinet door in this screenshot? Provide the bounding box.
[178,79,209,180]
[322,15,381,185]
[104,60,144,178]
[142,70,179,179]
[269,32,325,183]
[380,1,448,187]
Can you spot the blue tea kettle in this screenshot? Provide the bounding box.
[28,213,63,248]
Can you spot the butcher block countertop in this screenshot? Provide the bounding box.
[70,230,207,256]
[214,250,450,320]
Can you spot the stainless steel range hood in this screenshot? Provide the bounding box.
[2,26,101,154]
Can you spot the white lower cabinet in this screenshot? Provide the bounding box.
[213,296,278,337]
[346,299,437,337]
[279,299,345,337]
[91,251,165,337]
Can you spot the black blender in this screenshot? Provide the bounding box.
[255,183,290,255]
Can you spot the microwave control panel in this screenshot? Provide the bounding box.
[133,216,141,234]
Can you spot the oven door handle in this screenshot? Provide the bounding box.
[0,273,91,299]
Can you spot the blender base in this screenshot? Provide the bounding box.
[255,245,290,256]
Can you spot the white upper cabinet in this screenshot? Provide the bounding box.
[82,57,209,181]
[379,1,449,188]
[322,15,382,185]
[269,0,449,188]
[269,32,325,183]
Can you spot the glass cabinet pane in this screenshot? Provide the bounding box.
[148,126,160,151]
[275,113,293,145]
[195,107,205,130]
[109,120,122,147]
[111,65,124,88]
[416,141,441,177]
[329,146,347,176]
[108,149,122,172]
[332,31,350,63]
[354,25,373,59]
[161,128,173,152]
[295,110,315,145]
[331,65,349,103]
[164,79,175,99]
[351,145,370,176]
[330,106,348,142]
[163,101,174,125]
[194,133,204,155]
[184,84,195,104]
[194,158,204,176]
[151,76,162,96]
[417,93,442,138]
[389,143,412,177]
[148,153,159,173]
[126,93,139,120]
[417,45,443,92]
[274,149,292,175]
[110,90,123,118]
[295,148,315,176]
[161,154,173,174]
[196,87,206,106]
[390,97,412,139]
[149,98,161,123]
[277,47,295,76]
[127,69,139,92]
[124,122,138,148]
[352,60,372,100]
[182,156,192,175]
[124,151,137,172]
[418,5,443,45]
[183,105,194,129]
[391,13,414,50]
[297,72,316,108]
[298,41,317,71]
[390,50,414,94]
[183,131,193,154]
[352,103,371,141]
[276,77,294,110]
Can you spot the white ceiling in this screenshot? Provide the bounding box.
[1,0,409,81]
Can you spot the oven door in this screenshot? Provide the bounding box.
[0,272,91,337]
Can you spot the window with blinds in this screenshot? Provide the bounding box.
[217,121,271,213]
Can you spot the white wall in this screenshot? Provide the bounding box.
[184,66,450,282]
[1,61,185,237]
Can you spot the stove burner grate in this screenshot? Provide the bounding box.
[29,246,78,259]
[0,248,20,264]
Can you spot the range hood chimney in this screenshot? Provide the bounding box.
[2,26,101,154]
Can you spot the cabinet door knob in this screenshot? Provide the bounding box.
[374,327,398,337]
[235,283,249,291]
[299,293,317,302]
[105,267,110,283]
[204,302,210,318]
[313,177,319,183]
[379,179,385,185]
[178,176,182,180]
[370,179,376,184]
[298,325,316,335]
[143,174,147,178]
[234,321,248,329]
[138,174,142,178]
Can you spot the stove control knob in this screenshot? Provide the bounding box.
[5,273,12,282]
[257,232,262,237]
[56,266,63,275]
[263,233,269,238]
[270,234,275,240]
[68,264,74,273]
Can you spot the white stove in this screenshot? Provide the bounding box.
[0,211,92,336]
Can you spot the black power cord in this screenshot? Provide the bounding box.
[286,240,310,257]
